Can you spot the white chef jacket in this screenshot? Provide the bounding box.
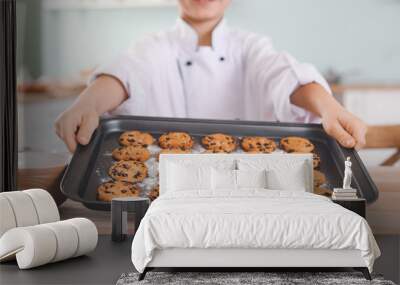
[91,18,331,123]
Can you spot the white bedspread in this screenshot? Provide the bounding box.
[131,190,380,273]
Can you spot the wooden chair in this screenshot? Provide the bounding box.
[364,125,400,234]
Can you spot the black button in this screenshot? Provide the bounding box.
[220,57,225,62]
[186,61,192,66]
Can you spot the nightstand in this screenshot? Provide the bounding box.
[111,197,150,242]
[332,198,366,218]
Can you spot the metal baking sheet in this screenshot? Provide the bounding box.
[61,116,379,211]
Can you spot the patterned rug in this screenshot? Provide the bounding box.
[117,271,396,285]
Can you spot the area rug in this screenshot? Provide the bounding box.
[116,272,396,285]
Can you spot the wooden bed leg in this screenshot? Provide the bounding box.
[138,268,148,281]
[355,267,372,280]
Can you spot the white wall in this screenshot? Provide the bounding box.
[25,0,400,83]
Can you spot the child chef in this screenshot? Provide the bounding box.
[55,0,367,153]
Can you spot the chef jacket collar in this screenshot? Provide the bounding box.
[175,17,227,54]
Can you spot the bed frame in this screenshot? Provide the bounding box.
[139,249,371,280]
[138,154,372,281]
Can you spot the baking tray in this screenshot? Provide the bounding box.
[61,116,379,211]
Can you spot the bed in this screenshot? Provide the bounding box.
[131,154,380,281]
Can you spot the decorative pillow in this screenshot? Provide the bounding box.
[237,155,312,192]
[211,168,237,190]
[236,170,267,189]
[167,163,212,192]
[266,161,309,192]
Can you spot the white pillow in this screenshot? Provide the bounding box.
[236,170,267,189]
[212,168,237,190]
[167,163,212,192]
[266,161,309,192]
[237,155,312,192]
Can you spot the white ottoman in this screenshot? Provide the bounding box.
[0,189,98,269]
[0,218,98,269]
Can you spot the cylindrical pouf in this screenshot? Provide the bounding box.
[66,218,98,257]
[24,189,60,224]
[0,192,39,227]
[0,218,98,269]
[42,221,79,262]
[0,226,57,269]
[0,196,17,237]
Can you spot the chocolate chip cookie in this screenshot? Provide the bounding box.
[119,131,154,147]
[280,137,315,153]
[109,160,148,183]
[158,132,194,150]
[201,133,236,153]
[148,185,159,201]
[241,136,277,153]
[313,170,326,188]
[97,181,141,202]
[202,149,230,154]
[312,153,321,169]
[112,146,151,162]
[313,187,332,198]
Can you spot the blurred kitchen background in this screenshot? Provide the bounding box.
[16,0,400,281]
[16,0,400,158]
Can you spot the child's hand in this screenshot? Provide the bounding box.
[290,83,367,150]
[55,75,128,153]
[55,104,100,153]
[321,107,367,150]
